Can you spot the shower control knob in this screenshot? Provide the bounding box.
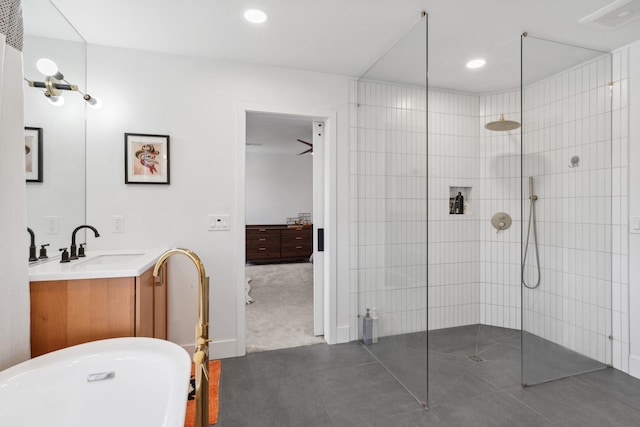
[491,212,512,231]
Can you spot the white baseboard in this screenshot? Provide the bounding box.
[180,338,239,360]
[211,339,239,359]
[336,325,350,344]
[630,355,640,379]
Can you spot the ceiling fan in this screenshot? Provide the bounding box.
[297,139,313,155]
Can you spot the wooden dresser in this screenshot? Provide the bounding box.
[246,225,313,263]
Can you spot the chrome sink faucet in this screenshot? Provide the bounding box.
[70,225,100,260]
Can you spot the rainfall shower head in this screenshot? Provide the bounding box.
[485,114,521,132]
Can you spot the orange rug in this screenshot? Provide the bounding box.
[184,360,220,427]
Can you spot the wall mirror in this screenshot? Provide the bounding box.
[23,0,87,258]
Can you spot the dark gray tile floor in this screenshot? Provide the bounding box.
[217,325,640,426]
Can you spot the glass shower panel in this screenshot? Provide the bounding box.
[356,15,428,405]
[521,34,612,385]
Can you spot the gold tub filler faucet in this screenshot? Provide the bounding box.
[153,248,210,427]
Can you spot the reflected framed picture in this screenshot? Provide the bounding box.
[25,127,43,182]
[124,133,170,184]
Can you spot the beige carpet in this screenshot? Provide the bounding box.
[245,262,325,353]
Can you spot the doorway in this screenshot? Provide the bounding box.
[244,111,326,352]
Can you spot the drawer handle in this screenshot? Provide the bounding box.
[296,237,303,240]
[259,248,266,251]
[296,246,303,249]
[258,229,266,232]
[259,238,266,241]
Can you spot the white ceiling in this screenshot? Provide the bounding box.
[42,0,640,93]
[25,0,640,151]
[246,113,314,155]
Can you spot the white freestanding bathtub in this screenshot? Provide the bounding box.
[0,337,191,427]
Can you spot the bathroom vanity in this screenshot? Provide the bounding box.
[28,249,168,357]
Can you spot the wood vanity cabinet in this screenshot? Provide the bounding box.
[29,265,167,357]
[246,225,313,263]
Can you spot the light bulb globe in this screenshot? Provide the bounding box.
[88,97,102,109]
[37,58,59,76]
[48,95,64,107]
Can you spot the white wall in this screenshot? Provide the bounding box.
[85,44,350,358]
[628,40,640,378]
[245,151,312,224]
[0,38,30,369]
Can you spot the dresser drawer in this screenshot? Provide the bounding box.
[246,246,281,260]
[280,243,312,258]
[246,239,280,251]
[246,229,280,241]
[281,228,312,246]
[281,228,312,238]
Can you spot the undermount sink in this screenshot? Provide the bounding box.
[28,248,169,281]
[76,253,145,266]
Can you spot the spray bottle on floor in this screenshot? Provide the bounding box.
[363,309,373,345]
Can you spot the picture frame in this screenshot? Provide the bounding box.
[124,133,170,184]
[25,127,43,182]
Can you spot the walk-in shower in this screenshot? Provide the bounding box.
[353,14,613,407]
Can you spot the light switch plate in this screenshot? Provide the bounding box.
[112,215,125,233]
[44,216,60,234]
[208,215,230,231]
[631,216,640,234]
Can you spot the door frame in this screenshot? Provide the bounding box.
[236,103,338,355]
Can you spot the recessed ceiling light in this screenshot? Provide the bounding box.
[244,9,268,24]
[466,59,486,69]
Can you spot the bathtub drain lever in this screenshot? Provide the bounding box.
[87,371,115,382]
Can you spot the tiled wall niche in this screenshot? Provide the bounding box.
[349,47,629,372]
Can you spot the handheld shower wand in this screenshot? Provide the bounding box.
[522,176,541,289]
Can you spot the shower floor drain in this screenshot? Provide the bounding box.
[467,354,485,363]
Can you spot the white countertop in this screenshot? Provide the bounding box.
[28,248,170,282]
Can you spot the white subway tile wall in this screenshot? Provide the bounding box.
[351,81,428,338]
[479,89,522,330]
[349,47,629,372]
[427,90,481,330]
[521,51,624,369]
[612,47,630,373]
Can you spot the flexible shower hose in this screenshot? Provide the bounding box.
[522,194,541,289]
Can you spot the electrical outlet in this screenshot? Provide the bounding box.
[44,216,60,234]
[112,215,125,233]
